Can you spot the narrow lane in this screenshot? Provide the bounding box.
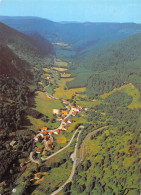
[41,127,80,161]
[78,126,108,163]
[30,127,80,163]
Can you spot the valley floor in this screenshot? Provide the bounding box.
[1,55,140,195]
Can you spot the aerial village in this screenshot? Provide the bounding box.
[33,99,83,156]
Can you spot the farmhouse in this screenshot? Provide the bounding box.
[46,76,51,80]
[34,137,39,142]
[66,105,70,110]
[62,110,68,117]
[63,100,69,104]
[68,119,72,124]
[72,111,77,116]
[42,131,48,136]
[72,106,79,112]
[10,140,17,147]
[40,126,48,131]
[62,119,67,125]
[53,109,60,115]
[34,174,41,180]
[35,147,41,153]
[54,129,61,135]
[49,131,53,135]
[20,163,24,168]
[62,126,67,130]
[57,117,62,121]
[62,110,68,115]
[46,141,53,149]
[77,105,83,111]
[44,135,50,141]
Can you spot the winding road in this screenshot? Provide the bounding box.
[50,129,83,195]
[29,96,75,163]
[50,125,108,195]
[29,68,109,195]
[30,126,81,163]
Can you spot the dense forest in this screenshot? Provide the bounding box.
[68,92,140,195]
[0,22,55,66]
[67,33,141,98]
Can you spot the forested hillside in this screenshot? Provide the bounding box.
[28,33,55,56]
[0,22,55,186]
[71,91,140,195]
[67,33,141,98]
[0,45,32,79]
[0,22,54,65]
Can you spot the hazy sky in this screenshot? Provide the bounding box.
[0,0,140,23]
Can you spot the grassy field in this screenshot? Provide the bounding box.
[56,134,67,144]
[28,91,64,131]
[76,99,101,107]
[55,60,68,67]
[41,73,51,79]
[31,146,74,195]
[28,116,60,131]
[101,83,141,109]
[54,78,86,99]
[31,163,72,195]
[38,82,43,86]
[35,91,63,117]
[44,86,54,95]
[54,42,69,47]
[28,116,48,130]
[61,73,71,78]
[53,67,68,72]
[43,68,49,73]
[75,93,88,100]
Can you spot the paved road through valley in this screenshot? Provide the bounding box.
[30,127,81,163]
[50,129,82,195]
[50,125,108,195]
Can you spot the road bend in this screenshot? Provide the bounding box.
[50,130,82,195]
[30,127,80,163]
[78,126,108,164]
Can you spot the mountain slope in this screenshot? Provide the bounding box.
[0,22,55,65]
[0,44,32,79]
[28,33,55,55]
[67,33,141,98]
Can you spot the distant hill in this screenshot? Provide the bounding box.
[0,16,141,53]
[0,21,55,65]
